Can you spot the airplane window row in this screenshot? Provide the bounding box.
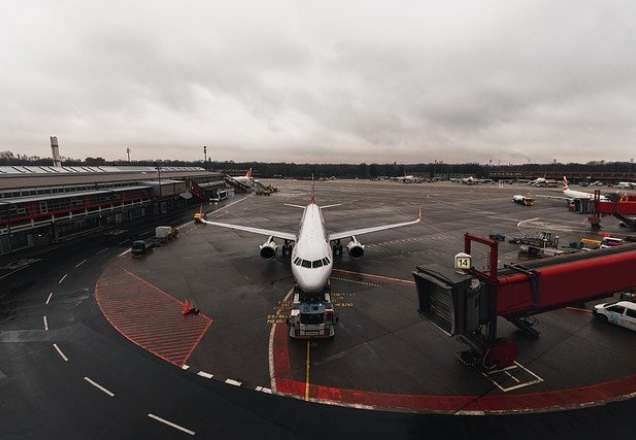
[293,257,331,268]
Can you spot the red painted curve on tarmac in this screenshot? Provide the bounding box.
[95,264,212,367]
[271,300,636,414]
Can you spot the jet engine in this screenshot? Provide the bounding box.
[346,237,365,258]
[259,238,278,259]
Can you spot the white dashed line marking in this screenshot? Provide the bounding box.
[255,386,272,394]
[45,292,53,305]
[118,239,129,245]
[96,248,108,255]
[53,343,68,362]
[225,379,242,387]
[58,274,68,285]
[197,371,213,379]
[118,248,131,257]
[83,377,115,397]
[148,413,195,436]
[43,316,48,331]
[75,259,87,268]
[181,364,190,370]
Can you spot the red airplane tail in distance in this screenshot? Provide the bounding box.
[563,176,569,190]
[246,168,253,178]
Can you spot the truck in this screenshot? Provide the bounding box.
[155,226,178,243]
[287,286,337,338]
[131,239,155,257]
[509,231,561,258]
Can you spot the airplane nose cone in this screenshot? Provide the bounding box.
[294,267,330,293]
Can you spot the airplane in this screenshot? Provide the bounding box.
[392,173,422,183]
[231,168,254,187]
[201,186,421,295]
[616,181,636,190]
[529,176,557,187]
[461,176,493,185]
[542,176,608,202]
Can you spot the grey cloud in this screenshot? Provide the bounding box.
[1,0,635,163]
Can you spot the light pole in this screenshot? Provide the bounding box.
[126,147,131,163]
[203,146,207,169]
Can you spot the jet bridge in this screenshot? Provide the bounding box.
[414,234,636,369]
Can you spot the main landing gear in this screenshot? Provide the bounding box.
[332,239,343,256]
[282,240,293,257]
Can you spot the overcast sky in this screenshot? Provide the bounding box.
[1,1,635,163]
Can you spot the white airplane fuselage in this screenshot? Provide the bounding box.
[290,203,333,293]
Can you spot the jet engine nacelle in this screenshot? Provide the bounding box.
[346,238,365,258]
[259,238,278,259]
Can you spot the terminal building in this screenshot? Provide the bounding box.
[0,165,226,256]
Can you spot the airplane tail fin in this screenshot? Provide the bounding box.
[246,168,252,178]
[563,176,569,190]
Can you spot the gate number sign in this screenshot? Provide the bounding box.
[454,252,472,270]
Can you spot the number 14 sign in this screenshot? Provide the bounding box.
[454,252,472,270]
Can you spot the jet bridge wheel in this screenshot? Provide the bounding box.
[282,240,293,257]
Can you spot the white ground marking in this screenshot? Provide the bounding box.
[53,343,68,362]
[255,386,272,394]
[181,364,190,370]
[147,413,195,436]
[58,274,68,284]
[225,378,242,387]
[118,239,129,245]
[118,248,132,257]
[197,371,213,379]
[96,248,109,255]
[75,259,87,268]
[43,316,48,331]
[0,264,31,280]
[83,377,115,397]
[45,292,53,305]
[208,196,249,216]
[517,217,541,228]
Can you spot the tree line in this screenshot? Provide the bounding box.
[1,151,634,179]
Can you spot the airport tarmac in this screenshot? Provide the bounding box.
[95,180,636,415]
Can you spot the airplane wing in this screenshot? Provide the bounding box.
[328,209,421,241]
[202,219,296,241]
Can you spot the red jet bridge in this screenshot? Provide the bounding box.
[413,234,636,369]
[593,193,636,230]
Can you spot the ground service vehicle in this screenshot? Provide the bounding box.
[131,239,155,257]
[593,301,636,332]
[287,286,336,338]
[155,226,178,243]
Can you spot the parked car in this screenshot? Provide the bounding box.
[593,301,636,332]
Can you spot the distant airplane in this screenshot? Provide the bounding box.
[232,168,254,187]
[461,176,493,185]
[543,176,608,202]
[392,172,422,183]
[616,181,636,190]
[529,176,557,187]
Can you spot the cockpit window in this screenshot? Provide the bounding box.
[312,260,323,268]
[294,257,301,265]
[322,257,330,265]
[301,260,311,268]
